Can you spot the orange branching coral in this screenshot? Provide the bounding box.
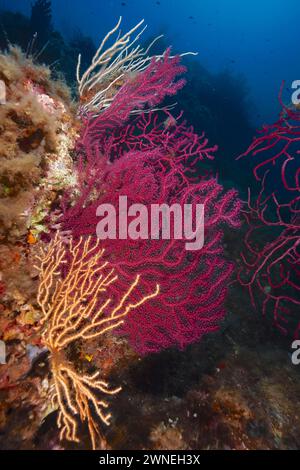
[34,233,159,449]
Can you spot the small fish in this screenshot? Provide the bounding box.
[121,1,126,5]
[156,1,161,4]
[188,16,195,20]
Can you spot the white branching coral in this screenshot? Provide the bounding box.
[76,16,197,114]
[35,233,159,449]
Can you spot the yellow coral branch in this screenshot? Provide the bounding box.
[35,232,159,449]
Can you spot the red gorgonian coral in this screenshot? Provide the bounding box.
[61,51,241,355]
[77,48,186,152]
[238,86,300,337]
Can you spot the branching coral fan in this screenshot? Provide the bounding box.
[76,16,196,115]
[63,113,241,354]
[61,22,241,355]
[35,232,159,449]
[238,86,300,337]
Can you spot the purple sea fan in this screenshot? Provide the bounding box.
[61,45,241,355]
[62,139,241,355]
[238,85,300,338]
[77,48,187,153]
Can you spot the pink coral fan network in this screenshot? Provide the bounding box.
[237,84,300,338]
[61,48,241,355]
